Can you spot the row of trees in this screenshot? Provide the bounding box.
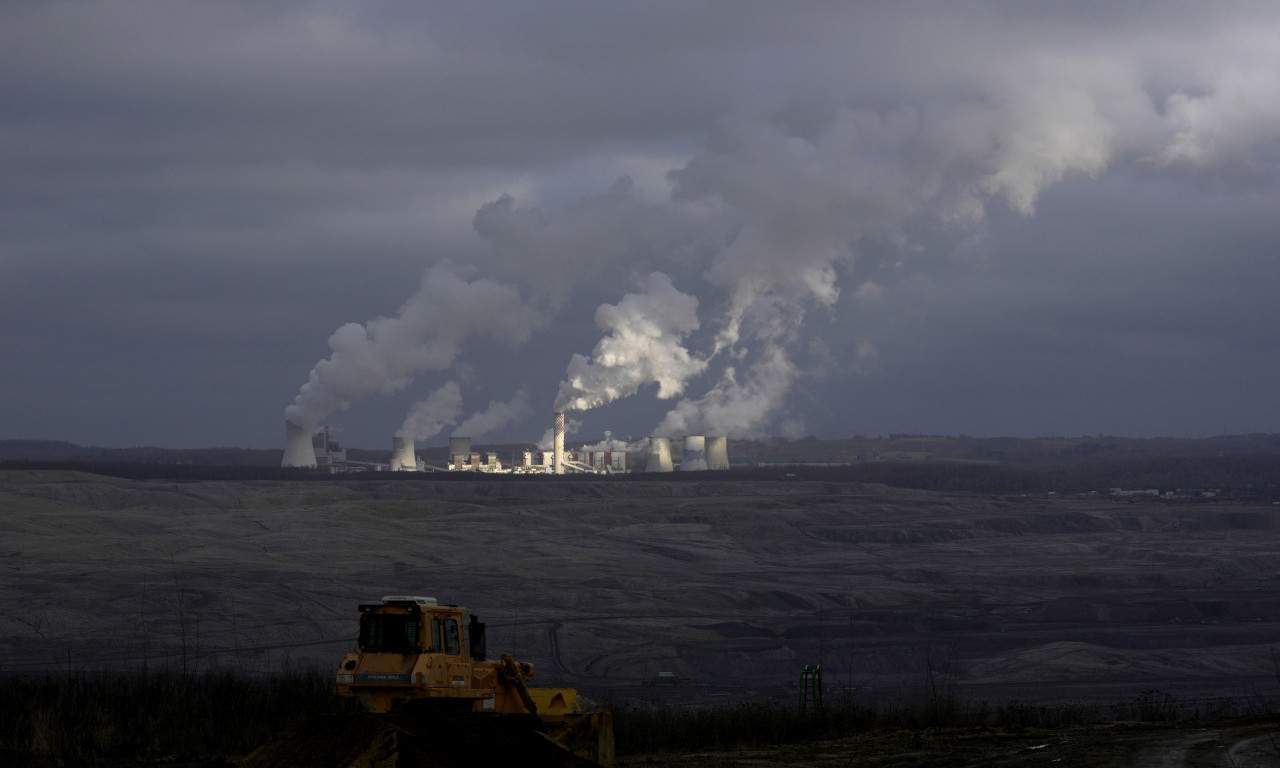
[5,453,1278,497]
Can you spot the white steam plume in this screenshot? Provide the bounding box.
[656,67,1147,430]
[397,381,463,442]
[655,343,798,439]
[285,263,539,430]
[300,14,1280,443]
[537,416,581,451]
[659,24,1280,437]
[579,435,649,454]
[554,272,707,412]
[453,389,531,439]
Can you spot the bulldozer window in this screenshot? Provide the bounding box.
[430,617,442,652]
[443,618,460,655]
[359,614,421,652]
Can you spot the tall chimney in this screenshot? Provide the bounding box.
[553,412,565,475]
[282,420,318,468]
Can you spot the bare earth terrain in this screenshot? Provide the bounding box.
[3,469,1280,763]
[619,719,1280,767]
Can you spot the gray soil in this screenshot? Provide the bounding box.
[620,719,1280,767]
[2,470,1279,712]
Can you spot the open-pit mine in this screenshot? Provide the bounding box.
[2,469,1278,713]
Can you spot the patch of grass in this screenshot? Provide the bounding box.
[0,670,1270,764]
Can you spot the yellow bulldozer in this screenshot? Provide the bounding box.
[334,596,614,767]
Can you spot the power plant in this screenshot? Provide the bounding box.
[645,436,674,473]
[281,416,729,476]
[448,436,472,469]
[282,420,318,468]
[679,435,707,471]
[706,435,729,471]
[390,436,419,471]
[553,411,565,476]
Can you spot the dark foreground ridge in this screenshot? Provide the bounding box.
[242,710,600,768]
[2,670,1278,766]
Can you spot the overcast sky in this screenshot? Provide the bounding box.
[4,1,1279,450]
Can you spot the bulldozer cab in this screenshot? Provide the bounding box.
[356,596,485,660]
[336,596,501,713]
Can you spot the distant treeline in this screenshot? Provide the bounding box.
[0,440,284,466]
[8,434,1280,469]
[719,454,1280,496]
[3,454,1278,497]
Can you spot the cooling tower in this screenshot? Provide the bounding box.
[390,436,418,471]
[282,420,318,468]
[553,412,565,475]
[448,436,471,467]
[645,436,674,473]
[706,436,729,470]
[680,435,708,471]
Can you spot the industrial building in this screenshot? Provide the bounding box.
[280,416,728,475]
[680,435,707,471]
[390,436,420,471]
[646,437,673,472]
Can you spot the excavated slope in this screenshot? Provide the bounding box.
[2,470,1278,706]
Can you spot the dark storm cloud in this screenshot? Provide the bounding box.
[2,1,1278,448]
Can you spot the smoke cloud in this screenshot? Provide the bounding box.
[537,416,581,451]
[453,389,531,438]
[272,6,1280,445]
[397,381,463,442]
[579,435,649,454]
[554,272,707,412]
[655,344,798,439]
[285,263,539,430]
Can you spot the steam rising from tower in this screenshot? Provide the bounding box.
[284,264,537,433]
[283,21,1280,449]
[555,273,705,414]
[398,381,463,442]
[453,389,531,439]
